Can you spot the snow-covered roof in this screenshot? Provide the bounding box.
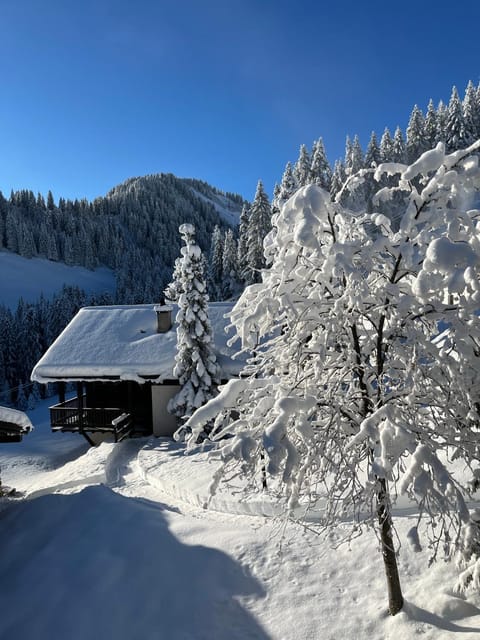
[31,303,244,384]
[0,406,33,433]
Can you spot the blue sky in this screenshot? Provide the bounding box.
[0,0,479,203]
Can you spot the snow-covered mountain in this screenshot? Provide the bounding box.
[0,174,245,305]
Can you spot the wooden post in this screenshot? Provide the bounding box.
[58,381,66,404]
[77,382,84,431]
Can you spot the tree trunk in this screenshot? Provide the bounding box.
[377,477,404,615]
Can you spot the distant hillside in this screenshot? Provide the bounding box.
[0,251,115,310]
[0,174,244,305]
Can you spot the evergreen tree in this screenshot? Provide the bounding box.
[237,203,250,283]
[392,126,406,163]
[294,144,311,187]
[207,225,224,300]
[462,80,478,143]
[168,224,219,432]
[47,190,55,210]
[330,160,347,199]
[344,135,364,175]
[445,86,469,152]
[164,257,183,302]
[424,99,438,148]
[221,229,239,299]
[277,162,298,209]
[271,183,281,216]
[310,138,332,189]
[364,131,380,168]
[245,181,271,285]
[406,104,427,163]
[436,99,447,142]
[16,383,28,411]
[379,128,394,162]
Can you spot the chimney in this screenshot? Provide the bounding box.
[154,304,173,333]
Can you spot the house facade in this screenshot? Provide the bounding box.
[31,302,243,445]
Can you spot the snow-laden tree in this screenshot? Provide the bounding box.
[330,159,346,199]
[364,131,380,168]
[436,99,448,141]
[445,86,470,152]
[207,225,224,300]
[310,138,332,190]
[380,128,394,163]
[168,224,219,433]
[164,257,183,302]
[184,139,480,615]
[345,134,364,175]
[406,104,427,163]
[221,229,239,300]
[245,180,271,284]
[294,144,312,187]
[276,162,298,210]
[392,126,406,163]
[237,202,251,282]
[463,80,479,144]
[424,99,438,148]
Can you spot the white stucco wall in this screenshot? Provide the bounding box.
[151,385,180,437]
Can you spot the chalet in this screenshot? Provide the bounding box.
[0,406,33,443]
[31,302,242,445]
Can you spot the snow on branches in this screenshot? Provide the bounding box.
[168,224,219,437]
[185,140,480,611]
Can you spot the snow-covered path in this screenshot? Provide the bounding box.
[2,402,480,639]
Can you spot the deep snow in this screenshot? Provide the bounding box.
[0,251,115,309]
[2,400,480,639]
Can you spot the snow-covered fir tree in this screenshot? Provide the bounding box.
[237,202,251,283]
[462,80,479,142]
[15,383,28,411]
[379,127,394,162]
[406,104,427,163]
[168,224,219,434]
[207,225,224,300]
[364,131,380,168]
[310,138,332,189]
[293,144,311,187]
[221,229,239,300]
[330,159,346,199]
[445,86,470,152]
[276,162,298,209]
[345,134,364,175]
[391,126,406,163]
[436,99,448,141]
[164,257,183,302]
[424,98,438,148]
[245,180,271,284]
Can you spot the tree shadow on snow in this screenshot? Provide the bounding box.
[402,599,480,634]
[0,485,270,640]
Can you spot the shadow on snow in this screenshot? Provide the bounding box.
[0,485,270,640]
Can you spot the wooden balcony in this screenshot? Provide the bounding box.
[50,396,133,443]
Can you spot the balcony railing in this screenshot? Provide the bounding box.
[50,396,133,442]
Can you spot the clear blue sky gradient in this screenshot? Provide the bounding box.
[1,0,479,204]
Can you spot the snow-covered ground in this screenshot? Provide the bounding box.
[2,399,480,639]
[0,251,115,309]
